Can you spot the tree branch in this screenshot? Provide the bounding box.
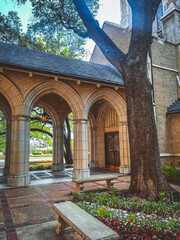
[30,128,53,138]
[0,132,6,136]
[73,0,126,74]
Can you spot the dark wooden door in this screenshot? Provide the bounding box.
[105,132,120,170]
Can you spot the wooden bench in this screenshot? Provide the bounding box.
[72,174,118,193]
[52,201,119,240]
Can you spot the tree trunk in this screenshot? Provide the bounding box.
[64,117,73,164]
[124,64,169,198]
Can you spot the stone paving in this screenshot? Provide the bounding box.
[0,169,130,240]
[0,169,179,240]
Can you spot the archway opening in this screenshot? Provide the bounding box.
[30,107,53,171]
[64,112,74,167]
[88,99,121,172]
[0,110,6,173]
[29,93,74,175]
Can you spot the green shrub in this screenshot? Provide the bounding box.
[41,149,53,154]
[162,166,180,184]
[29,163,51,171]
[29,154,52,158]
[32,149,42,155]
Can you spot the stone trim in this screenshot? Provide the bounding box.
[72,169,90,179]
[73,119,88,124]
[160,153,180,157]
[152,64,178,73]
[11,115,31,121]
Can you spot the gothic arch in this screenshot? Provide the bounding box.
[35,101,62,127]
[85,88,127,121]
[0,74,23,115]
[23,81,84,119]
[0,100,11,126]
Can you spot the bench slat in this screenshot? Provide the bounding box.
[52,201,118,240]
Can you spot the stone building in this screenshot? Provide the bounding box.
[0,0,179,187]
[0,42,130,187]
[90,0,180,168]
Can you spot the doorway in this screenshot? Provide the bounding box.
[105,132,120,170]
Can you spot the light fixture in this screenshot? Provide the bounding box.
[42,111,47,122]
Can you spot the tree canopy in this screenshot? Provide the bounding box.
[0,0,100,58]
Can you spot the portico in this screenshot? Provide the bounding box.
[0,41,130,187]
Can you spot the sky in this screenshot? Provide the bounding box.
[0,0,121,60]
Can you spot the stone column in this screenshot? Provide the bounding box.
[72,119,90,179]
[3,124,11,176]
[119,121,131,174]
[89,127,98,168]
[96,125,105,168]
[52,126,64,171]
[7,115,30,186]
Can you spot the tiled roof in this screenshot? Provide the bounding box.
[0,42,124,86]
[167,99,180,114]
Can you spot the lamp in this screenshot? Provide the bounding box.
[42,111,47,122]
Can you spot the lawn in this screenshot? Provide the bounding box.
[72,188,180,240]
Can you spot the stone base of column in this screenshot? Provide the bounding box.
[119,165,131,174]
[3,166,9,176]
[72,168,90,179]
[51,163,65,172]
[88,161,99,168]
[7,174,30,187]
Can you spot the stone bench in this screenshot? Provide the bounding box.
[52,201,119,240]
[72,174,118,193]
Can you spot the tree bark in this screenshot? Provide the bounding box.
[64,117,73,164]
[122,2,170,198]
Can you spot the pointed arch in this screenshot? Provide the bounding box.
[0,74,23,115]
[85,87,127,121]
[23,81,84,119]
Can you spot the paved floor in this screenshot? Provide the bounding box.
[0,169,179,240]
[0,168,122,189]
[0,168,130,240]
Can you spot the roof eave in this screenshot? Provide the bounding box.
[0,62,124,87]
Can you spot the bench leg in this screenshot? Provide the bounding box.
[106,180,114,190]
[56,214,68,235]
[76,183,84,193]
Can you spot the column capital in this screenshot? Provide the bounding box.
[118,121,127,126]
[53,126,64,131]
[73,119,88,124]
[12,115,31,122]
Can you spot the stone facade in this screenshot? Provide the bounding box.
[90,0,180,167]
[0,66,130,186]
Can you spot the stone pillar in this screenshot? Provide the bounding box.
[3,124,11,176]
[52,126,64,171]
[96,125,105,168]
[119,121,131,174]
[89,127,98,168]
[7,115,30,186]
[72,119,90,179]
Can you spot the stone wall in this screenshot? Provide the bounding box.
[151,38,178,160]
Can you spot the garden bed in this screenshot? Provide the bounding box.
[29,162,73,171]
[72,189,180,240]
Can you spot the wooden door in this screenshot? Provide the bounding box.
[105,132,120,170]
